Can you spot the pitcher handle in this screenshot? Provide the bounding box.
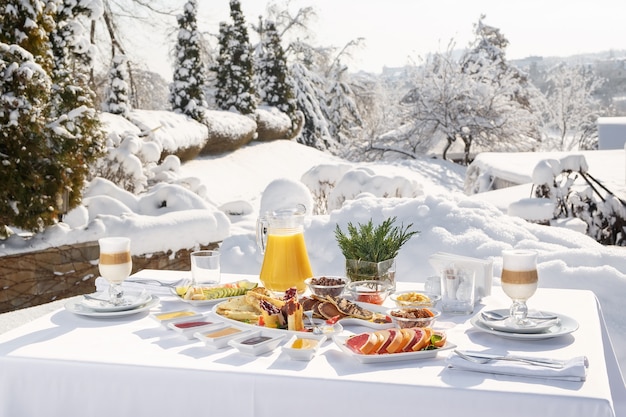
[256,215,268,254]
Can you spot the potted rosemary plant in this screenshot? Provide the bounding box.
[335,217,419,290]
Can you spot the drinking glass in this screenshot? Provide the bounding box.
[501,249,538,326]
[190,250,221,287]
[98,237,132,305]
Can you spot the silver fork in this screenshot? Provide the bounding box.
[125,278,188,288]
[454,350,565,369]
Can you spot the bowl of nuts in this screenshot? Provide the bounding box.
[305,276,349,297]
[390,291,441,308]
[387,307,441,329]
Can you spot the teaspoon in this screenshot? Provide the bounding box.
[481,310,559,321]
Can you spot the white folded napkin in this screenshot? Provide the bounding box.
[95,275,187,296]
[446,352,588,382]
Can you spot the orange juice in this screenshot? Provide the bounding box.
[259,231,312,294]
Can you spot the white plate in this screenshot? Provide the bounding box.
[65,295,159,318]
[479,309,560,334]
[212,301,345,336]
[333,334,455,364]
[79,290,152,312]
[170,280,257,306]
[283,333,327,361]
[470,313,579,340]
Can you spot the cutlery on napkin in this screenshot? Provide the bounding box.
[446,350,588,381]
[95,276,187,295]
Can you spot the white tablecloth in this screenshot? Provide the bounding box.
[0,272,622,417]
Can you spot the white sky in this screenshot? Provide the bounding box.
[126,0,626,79]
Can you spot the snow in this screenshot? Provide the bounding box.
[0,113,625,382]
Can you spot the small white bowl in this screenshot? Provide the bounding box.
[151,310,203,327]
[167,317,223,339]
[228,330,286,356]
[194,325,250,349]
[282,333,327,361]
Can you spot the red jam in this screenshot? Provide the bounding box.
[174,320,213,329]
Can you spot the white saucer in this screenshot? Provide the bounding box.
[65,295,159,318]
[470,313,579,340]
[79,290,152,312]
[480,309,560,334]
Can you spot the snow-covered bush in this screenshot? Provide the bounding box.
[523,155,626,245]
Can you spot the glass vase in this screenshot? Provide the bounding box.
[345,258,396,291]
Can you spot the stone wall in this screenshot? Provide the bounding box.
[0,241,219,314]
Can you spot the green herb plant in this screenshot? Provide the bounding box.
[334,217,419,263]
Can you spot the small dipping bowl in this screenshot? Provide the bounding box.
[282,333,327,361]
[305,276,349,297]
[390,291,441,308]
[387,307,441,329]
[345,280,392,305]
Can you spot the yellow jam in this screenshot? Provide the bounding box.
[156,311,195,321]
[291,338,318,350]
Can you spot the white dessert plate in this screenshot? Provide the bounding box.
[332,334,455,364]
[80,290,152,312]
[479,309,561,334]
[470,313,579,340]
[65,295,159,318]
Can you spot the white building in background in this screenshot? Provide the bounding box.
[598,117,626,149]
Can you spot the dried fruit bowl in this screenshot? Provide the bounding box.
[387,307,441,329]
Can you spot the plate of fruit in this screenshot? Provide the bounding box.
[172,280,259,306]
[333,327,453,363]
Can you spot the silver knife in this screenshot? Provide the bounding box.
[456,350,567,368]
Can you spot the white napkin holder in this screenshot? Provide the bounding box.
[428,252,493,301]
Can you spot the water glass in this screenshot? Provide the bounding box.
[440,267,475,314]
[190,250,221,287]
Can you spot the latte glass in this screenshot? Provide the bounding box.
[501,249,538,326]
[98,237,132,305]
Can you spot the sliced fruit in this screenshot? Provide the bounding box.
[399,329,416,351]
[384,329,405,353]
[237,280,258,290]
[431,330,447,348]
[346,333,371,354]
[375,330,392,354]
[410,328,429,352]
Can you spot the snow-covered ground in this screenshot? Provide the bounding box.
[0,114,624,383]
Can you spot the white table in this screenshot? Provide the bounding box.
[0,272,623,417]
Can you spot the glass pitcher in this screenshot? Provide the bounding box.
[256,205,313,294]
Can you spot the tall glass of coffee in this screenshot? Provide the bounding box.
[501,249,538,326]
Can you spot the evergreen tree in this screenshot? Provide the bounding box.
[255,19,298,134]
[102,54,132,116]
[214,0,256,115]
[0,0,104,235]
[169,0,209,123]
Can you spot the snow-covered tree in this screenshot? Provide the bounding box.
[0,0,105,235]
[255,19,298,134]
[290,61,335,152]
[169,0,208,123]
[214,0,256,115]
[102,54,131,116]
[543,63,604,150]
[324,59,363,145]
